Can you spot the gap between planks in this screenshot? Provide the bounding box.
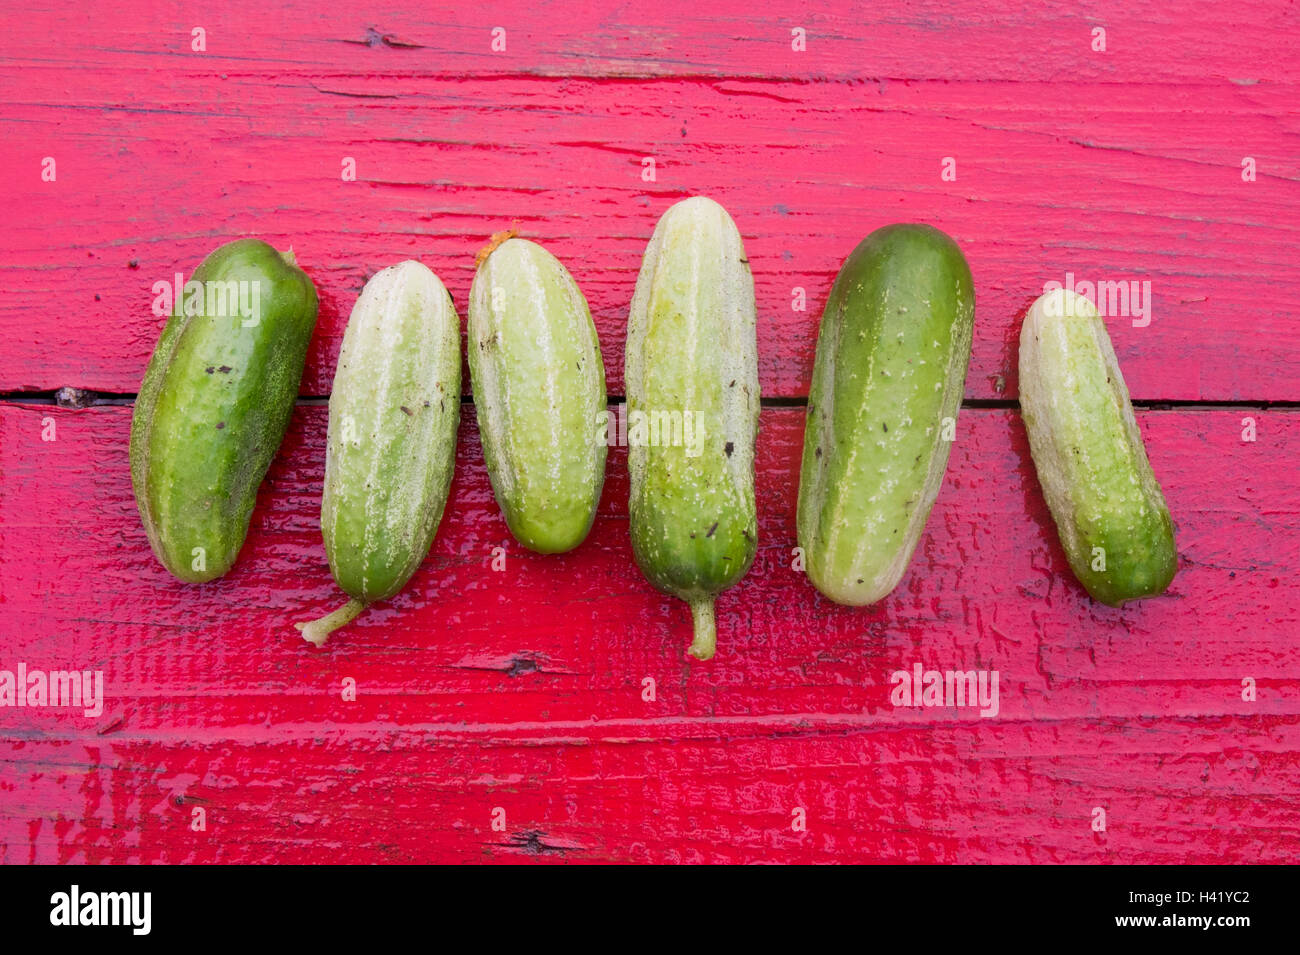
[3,390,1300,412]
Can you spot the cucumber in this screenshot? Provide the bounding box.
[130,238,318,583]
[468,236,606,553]
[1018,288,1176,605]
[625,196,759,661]
[296,260,462,645]
[796,224,975,605]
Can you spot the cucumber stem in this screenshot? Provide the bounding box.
[687,598,717,661]
[295,598,366,647]
[474,222,520,266]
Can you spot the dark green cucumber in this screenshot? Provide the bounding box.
[296,260,462,646]
[130,238,318,583]
[797,224,975,605]
[625,196,759,661]
[1019,288,1177,605]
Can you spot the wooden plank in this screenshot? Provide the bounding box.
[1,404,1295,862]
[1,0,1296,83]
[4,717,1298,864]
[2,11,1298,400]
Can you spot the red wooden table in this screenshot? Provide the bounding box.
[1,1,1297,864]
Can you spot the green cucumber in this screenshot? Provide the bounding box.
[296,260,462,645]
[130,238,318,583]
[796,223,975,605]
[468,236,606,553]
[625,196,759,661]
[1018,288,1176,605]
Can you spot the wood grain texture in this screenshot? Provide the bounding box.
[1,2,1298,399]
[1,405,1296,862]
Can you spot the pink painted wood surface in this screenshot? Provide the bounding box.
[1,405,1296,862]
[1,1,1298,865]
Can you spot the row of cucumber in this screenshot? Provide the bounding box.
[129,197,1177,660]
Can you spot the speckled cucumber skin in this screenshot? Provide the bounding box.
[130,238,318,583]
[625,196,759,660]
[321,261,461,603]
[1019,288,1176,606]
[797,224,974,606]
[468,238,606,553]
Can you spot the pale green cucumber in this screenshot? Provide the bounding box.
[796,224,975,606]
[626,196,759,661]
[296,261,462,645]
[468,237,606,553]
[130,238,318,583]
[1018,288,1176,605]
